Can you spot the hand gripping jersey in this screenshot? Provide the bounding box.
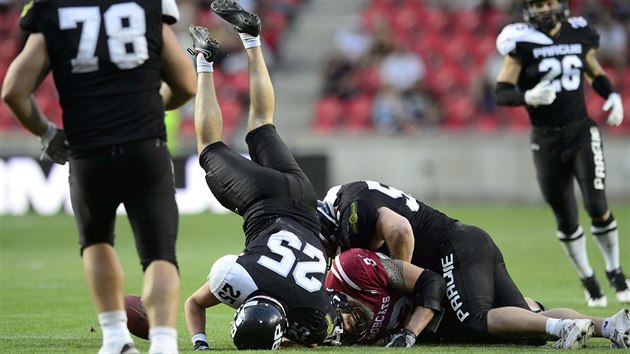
[324,180,457,271]
[496,18,600,127]
[325,249,411,345]
[19,0,177,151]
[207,224,338,346]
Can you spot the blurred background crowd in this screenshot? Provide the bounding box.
[1,0,629,154]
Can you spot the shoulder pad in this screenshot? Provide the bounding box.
[208,254,258,309]
[496,22,553,56]
[566,16,589,29]
[323,185,341,208]
[162,0,179,24]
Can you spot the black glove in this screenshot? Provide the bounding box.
[385,328,416,348]
[38,122,68,165]
[193,340,210,350]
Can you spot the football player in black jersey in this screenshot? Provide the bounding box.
[1,1,196,353]
[182,1,340,351]
[317,180,630,348]
[494,0,628,307]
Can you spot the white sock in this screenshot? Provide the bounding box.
[196,53,214,73]
[591,218,620,271]
[98,311,133,352]
[239,33,261,49]
[557,226,593,278]
[149,326,178,354]
[601,317,613,338]
[545,318,565,337]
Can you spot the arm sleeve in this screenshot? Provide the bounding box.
[495,82,526,106]
[19,0,40,33]
[162,0,180,24]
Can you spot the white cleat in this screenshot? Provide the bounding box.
[615,283,630,304]
[553,319,595,350]
[584,291,608,308]
[608,308,630,349]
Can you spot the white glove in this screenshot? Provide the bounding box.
[385,328,416,348]
[603,92,624,127]
[38,121,69,165]
[524,80,557,107]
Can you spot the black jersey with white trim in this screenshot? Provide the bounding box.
[496,18,600,127]
[19,0,167,151]
[325,181,457,269]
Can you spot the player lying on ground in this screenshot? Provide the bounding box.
[317,180,630,348]
[326,248,630,349]
[183,1,343,350]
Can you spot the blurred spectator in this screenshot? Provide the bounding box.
[378,40,426,92]
[594,10,627,77]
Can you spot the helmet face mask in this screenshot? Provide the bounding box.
[523,0,569,33]
[231,295,288,350]
[328,291,368,345]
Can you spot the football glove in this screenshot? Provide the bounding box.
[603,92,624,127]
[38,122,68,165]
[385,328,416,348]
[524,80,557,107]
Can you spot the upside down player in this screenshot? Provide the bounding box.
[494,0,629,307]
[183,1,341,350]
[317,180,630,348]
[2,1,196,353]
[326,248,630,348]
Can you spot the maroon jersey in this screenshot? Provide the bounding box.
[325,249,412,344]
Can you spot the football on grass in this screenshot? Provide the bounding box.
[124,294,149,340]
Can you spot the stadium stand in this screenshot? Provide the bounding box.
[1,0,629,140]
[312,0,630,135]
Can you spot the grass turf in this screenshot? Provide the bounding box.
[1,204,628,353]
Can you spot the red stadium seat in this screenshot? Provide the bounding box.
[312,96,343,131]
[344,95,373,131]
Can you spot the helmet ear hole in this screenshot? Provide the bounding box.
[231,295,287,350]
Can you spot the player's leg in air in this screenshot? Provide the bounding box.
[210,0,271,132]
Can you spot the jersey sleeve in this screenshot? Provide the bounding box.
[162,0,180,24]
[19,0,41,33]
[339,199,379,249]
[327,249,389,292]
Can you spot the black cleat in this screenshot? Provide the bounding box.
[581,275,607,307]
[193,340,210,350]
[187,25,219,62]
[210,0,261,37]
[606,268,630,303]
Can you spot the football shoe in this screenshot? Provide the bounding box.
[211,0,261,37]
[581,275,607,308]
[607,268,630,303]
[553,319,595,349]
[607,308,630,349]
[187,25,219,62]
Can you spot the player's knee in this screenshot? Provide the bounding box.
[461,311,489,335]
[139,249,178,272]
[584,201,608,220]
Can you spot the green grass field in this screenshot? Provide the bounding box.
[1,204,628,353]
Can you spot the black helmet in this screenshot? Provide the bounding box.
[231,295,288,350]
[328,291,368,345]
[317,200,349,260]
[523,0,569,33]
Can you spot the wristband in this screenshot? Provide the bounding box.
[592,75,615,99]
[196,53,214,73]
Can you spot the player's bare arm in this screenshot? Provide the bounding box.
[496,55,522,85]
[184,283,221,349]
[583,48,606,82]
[2,33,51,136]
[374,207,414,262]
[381,258,445,347]
[160,23,197,110]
